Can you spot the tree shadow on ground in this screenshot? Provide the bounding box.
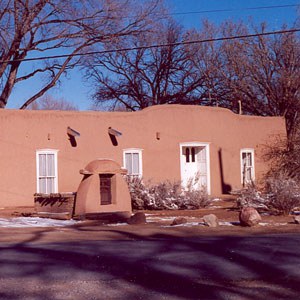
[0,228,299,299]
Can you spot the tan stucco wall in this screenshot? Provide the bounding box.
[0,105,286,207]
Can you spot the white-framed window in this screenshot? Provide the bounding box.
[123,148,143,177]
[36,149,58,194]
[240,148,255,185]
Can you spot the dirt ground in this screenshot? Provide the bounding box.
[0,197,299,244]
[143,196,296,225]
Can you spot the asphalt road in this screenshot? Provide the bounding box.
[0,228,299,300]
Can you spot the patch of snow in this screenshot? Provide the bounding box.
[105,220,290,228]
[147,216,199,223]
[0,217,79,228]
[259,222,288,226]
[219,221,236,226]
[106,223,128,226]
[162,222,201,227]
[211,198,222,202]
[258,222,268,226]
[147,217,175,222]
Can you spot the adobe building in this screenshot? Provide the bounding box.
[0,105,286,217]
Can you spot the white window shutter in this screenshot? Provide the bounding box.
[39,154,46,177]
[47,154,55,176]
[125,153,132,174]
[132,153,139,174]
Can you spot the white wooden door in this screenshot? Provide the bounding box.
[181,146,207,191]
[197,146,207,189]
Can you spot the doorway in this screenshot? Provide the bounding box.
[180,143,210,194]
[99,174,113,205]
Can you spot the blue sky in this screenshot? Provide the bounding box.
[8,0,299,110]
[168,0,299,29]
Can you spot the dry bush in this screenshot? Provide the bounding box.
[236,175,300,215]
[263,135,300,182]
[147,181,182,210]
[126,177,151,210]
[182,188,210,209]
[259,134,300,214]
[126,177,210,210]
[236,183,268,210]
[265,174,300,215]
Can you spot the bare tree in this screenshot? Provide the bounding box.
[86,15,300,139]
[216,22,300,137]
[27,94,78,110]
[0,0,162,109]
[183,21,225,107]
[86,20,217,111]
[263,133,300,182]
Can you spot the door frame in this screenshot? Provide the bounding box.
[179,142,211,195]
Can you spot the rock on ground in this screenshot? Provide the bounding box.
[127,212,146,225]
[239,206,262,227]
[203,214,219,227]
[294,215,300,224]
[171,217,187,226]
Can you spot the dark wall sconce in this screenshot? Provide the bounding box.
[108,127,122,137]
[67,126,80,137]
[108,127,122,146]
[156,132,160,140]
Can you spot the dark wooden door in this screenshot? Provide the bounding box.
[100,174,113,205]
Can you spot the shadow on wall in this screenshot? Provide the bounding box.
[218,148,232,194]
[109,133,118,146]
[68,134,77,147]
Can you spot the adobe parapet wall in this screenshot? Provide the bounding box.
[0,105,286,207]
[0,104,286,136]
[0,103,286,119]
